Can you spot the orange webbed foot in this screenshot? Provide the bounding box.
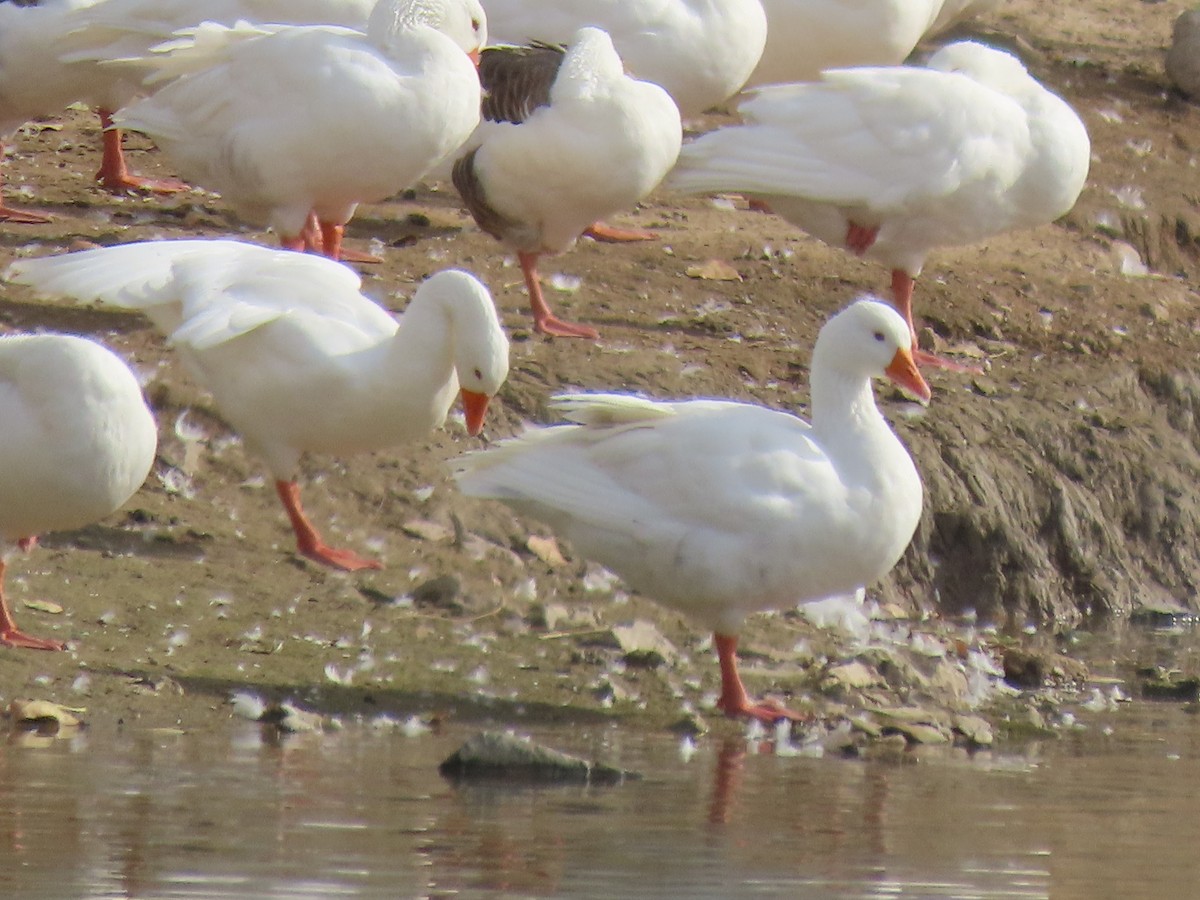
[717,695,808,724]
[534,314,600,340]
[583,221,658,243]
[0,202,51,224]
[96,170,189,195]
[335,246,384,264]
[913,346,983,375]
[1,627,67,652]
[297,542,382,572]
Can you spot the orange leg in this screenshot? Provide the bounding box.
[890,268,980,374]
[317,220,383,264]
[707,740,747,825]
[518,251,599,340]
[713,632,805,723]
[845,221,879,255]
[0,558,66,651]
[891,268,918,337]
[279,213,320,253]
[296,210,324,253]
[0,144,51,224]
[319,220,344,260]
[95,110,189,194]
[274,480,381,572]
[583,220,658,243]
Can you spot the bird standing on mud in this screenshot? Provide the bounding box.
[455,298,928,722]
[452,27,682,339]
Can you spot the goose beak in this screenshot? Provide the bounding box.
[460,389,491,435]
[885,347,932,405]
[468,47,482,67]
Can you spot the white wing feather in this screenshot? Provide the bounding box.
[4,240,394,349]
[672,67,1030,208]
[456,393,828,541]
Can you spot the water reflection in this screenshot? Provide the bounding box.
[1,698,1199,897]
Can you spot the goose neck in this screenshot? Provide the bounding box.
[386,292,456,386]
[809,367,889,452]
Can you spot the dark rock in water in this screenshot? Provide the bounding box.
[1138,670,1200,702]
[668,712,708,737]
[952,714,995,747]
[439,731,640,785]
[259,702,329,734]
[1129,603,1197,629]
[411,574,463,613]
[1002,648,1046,688]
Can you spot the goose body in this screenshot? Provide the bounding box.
[925,0,1003,38]
[481,0,766,117]
[0,1,98,138]
[6,239,509,571]
[455,298,929,721]
[0,0,100,220]
[452,27,682,338]
[112,0,485,259]
[671,41,1091,364]
[746,0,943,87]
[0,331,157,649]
[0,0,375,216]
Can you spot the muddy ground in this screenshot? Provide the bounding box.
[1,0,1199,739]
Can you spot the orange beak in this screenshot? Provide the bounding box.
[885,346,932,405]
[460,389,491,436]
[468,47,481,67]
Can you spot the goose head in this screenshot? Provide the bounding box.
[556,26,626,98]
[926,41,1034,96]
[371,0,488,62]
[813,298,931,404]
[420,269,509,435]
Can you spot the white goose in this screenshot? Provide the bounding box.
[924,0,1004,38]
[0,0,104,222]
[0,0,376,222]
[0,332,157,650]
[745,0,944,88]
[671,41,1091,368]
[452,27,682,339]
[481,0,766,118]
[6,239,509,572]
[111,0,485,260]
[455,298,929,722]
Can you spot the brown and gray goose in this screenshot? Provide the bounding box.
[452,26,681,339]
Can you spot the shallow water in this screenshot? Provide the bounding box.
[0,710,1195,897]
[4,683,1200,900]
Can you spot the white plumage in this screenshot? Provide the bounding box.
[111,0,485,260]
[0,331,157,650]
[6,239,509,572]
[924,0,1004,38]
[456,298,928,721]
[671,41,1091,366]
[746,0,943,88]
[452,27,682,338]
[0,0,376,217]
[481,0,766,117]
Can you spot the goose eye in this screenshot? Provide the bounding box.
[473,367,483,380]
[873,331,886,343]
[471,17,481,31]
